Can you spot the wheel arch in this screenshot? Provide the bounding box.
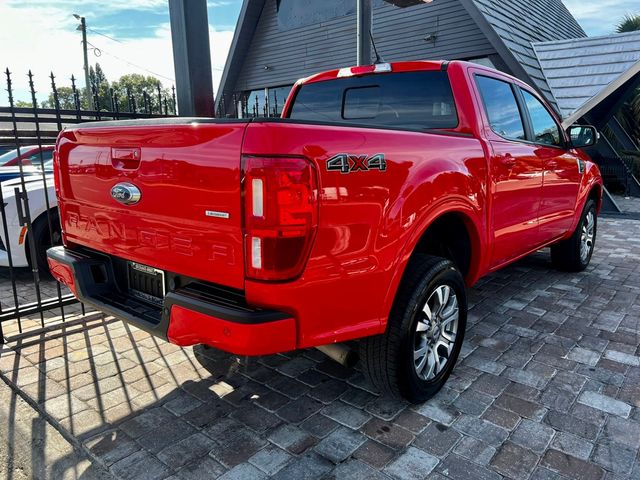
[588,182,602,213]
[381,204,484,331]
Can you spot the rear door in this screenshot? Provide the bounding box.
[518,88,581,240]
[474,75,544,267]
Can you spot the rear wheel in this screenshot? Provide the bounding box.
[550,200,597,272]
[359,255,467,403]
[30,211,62,276]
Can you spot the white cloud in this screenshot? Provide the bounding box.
[0,2,233,105]
[563,0,639,35]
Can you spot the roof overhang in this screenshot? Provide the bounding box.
[561,59,640,129]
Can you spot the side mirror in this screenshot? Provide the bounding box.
[567,125,599,148]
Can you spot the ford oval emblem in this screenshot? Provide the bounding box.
[111,182,141,205]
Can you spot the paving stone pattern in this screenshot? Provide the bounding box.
[0,216,639,479]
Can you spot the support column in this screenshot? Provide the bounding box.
[169,0,215,117]
[357,0,372,66]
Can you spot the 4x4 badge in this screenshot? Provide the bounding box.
[326,153,386,174]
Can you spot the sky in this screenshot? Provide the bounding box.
[0,0,637,104]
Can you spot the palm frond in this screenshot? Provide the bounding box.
[616,14,640,33]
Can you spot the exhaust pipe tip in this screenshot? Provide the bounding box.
[316,343,358,368]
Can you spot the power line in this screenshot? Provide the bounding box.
[87,27,123,44]
[83,29,226,82]
[86,40,176,83]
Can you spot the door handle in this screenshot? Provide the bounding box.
[111,147,141,170]
[547,160,558,169]
[498,154,516,167]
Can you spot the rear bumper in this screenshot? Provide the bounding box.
[46,246,297,355]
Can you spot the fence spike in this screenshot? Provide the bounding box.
[50,72,61,112]
[157,83,162,114]
[70,74,81,115]
[110,87,116,116]
[126,86,133,113]
[5,69,13,100]
[28,71,38,109]
[91,83,100,113]
[27,70,36,106]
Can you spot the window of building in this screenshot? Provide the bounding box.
[520,89,563,147]
[289,71,458,130]
[475,76,525,140]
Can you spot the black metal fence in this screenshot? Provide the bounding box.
[0,69,175,342]
[215,91,284,119]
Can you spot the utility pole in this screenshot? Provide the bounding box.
[74,14,93,110]
[356,0,373,66]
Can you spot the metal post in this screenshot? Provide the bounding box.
[357,0,372,66]
[169,0,215,117]
[79,16,93,110]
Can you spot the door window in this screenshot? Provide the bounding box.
[520,90,563,147]
[475,76,525,141]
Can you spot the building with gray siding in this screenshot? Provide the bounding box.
[216,0,586,117]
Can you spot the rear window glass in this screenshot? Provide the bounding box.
[288,71,458,130]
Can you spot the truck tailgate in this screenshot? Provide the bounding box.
[55,120,248,290]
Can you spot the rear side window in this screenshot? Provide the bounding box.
[520,89,563,147]
[475,76,525,141]
[289,71,458,130]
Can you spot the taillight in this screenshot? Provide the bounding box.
[243,156,318,281]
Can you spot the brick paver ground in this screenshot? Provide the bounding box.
[0,265,85,338]
[0,215,639,480]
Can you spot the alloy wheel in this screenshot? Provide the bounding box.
[580,210,595,263]
[413,284,459,381]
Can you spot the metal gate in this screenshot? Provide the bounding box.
[0,68,176,342]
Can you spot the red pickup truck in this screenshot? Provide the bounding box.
[48,61,602,403]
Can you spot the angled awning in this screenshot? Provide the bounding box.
[532,31,640,127]
[460,0,586,111]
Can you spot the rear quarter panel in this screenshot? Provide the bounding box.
[242,122,488,347]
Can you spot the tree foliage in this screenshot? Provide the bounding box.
[41,86,77,109]
[616,14,640,33]
[89,63,111,109]
[111,73,173,114]
[39,64,174,113]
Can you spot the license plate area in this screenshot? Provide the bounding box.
[127,262,166,307]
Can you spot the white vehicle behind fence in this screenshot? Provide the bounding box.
[0,175,60,274]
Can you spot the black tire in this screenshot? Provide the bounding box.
[359,254,467,404]
[550,199,597,272]
[30,210,62,276]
